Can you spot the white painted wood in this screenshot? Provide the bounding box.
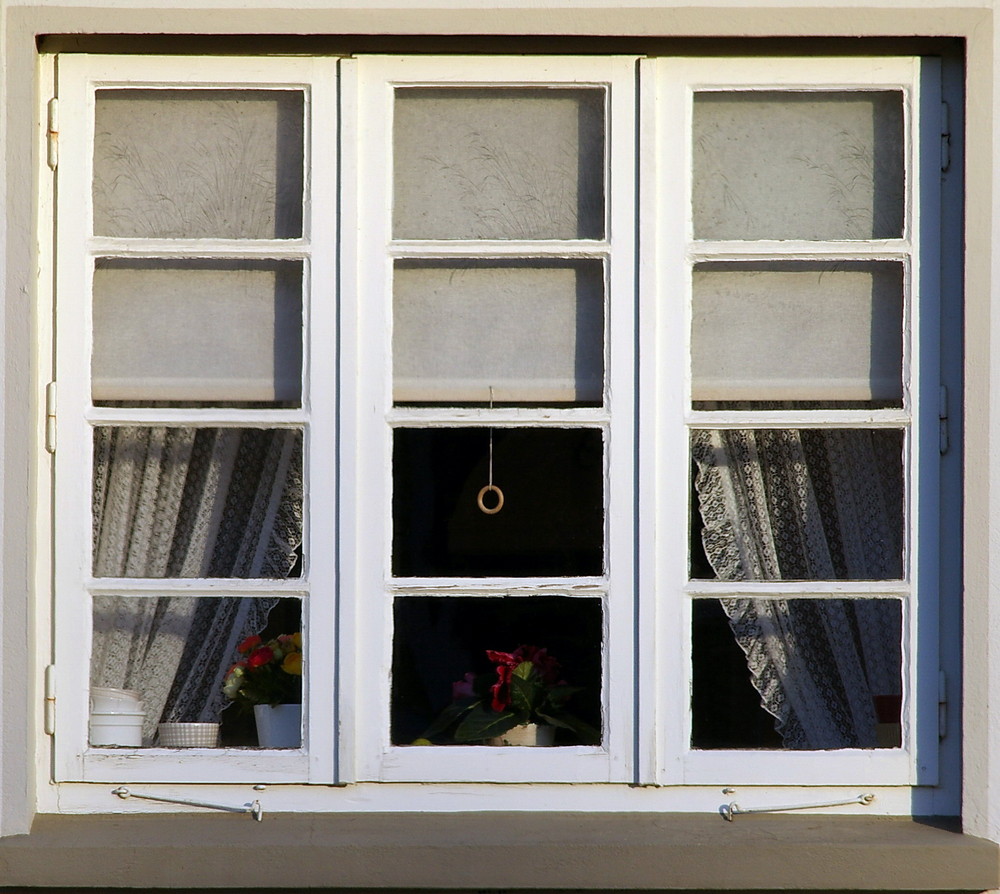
[47,48,945,803]
[649,56,934,787]
[53,55,340,784]
[346,55,635,783]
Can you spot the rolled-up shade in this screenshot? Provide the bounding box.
[393,260,604,405]
[92,259,302,404]
[691,262,904,404]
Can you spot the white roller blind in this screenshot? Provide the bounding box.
[92,260,302,403]
[691,263,904,402]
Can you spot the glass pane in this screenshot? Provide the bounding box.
[393,88,605,240]
[691,429,904,581]
[94,89,304,239]
[691,262,904,407]
[693,91,904,240]
[92,259,302,406]
[90,596,302,748]
[393,428,604,577]
[391,595,602,746]
[393,260,604,406]
[691,598,902,749]
[92,427,303,579]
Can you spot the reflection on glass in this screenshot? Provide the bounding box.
[391,595,603,745]
[94,89,304,239]
[393,88,605,240]
[92,427,303,579]
[92,259,302,405]
[393,260,604,406]
[691,428,904,581]
[693,91,904,240]
[691,262,903,407]
[393,428,604,577]
[90,595,299,747]
[691,598,902,749]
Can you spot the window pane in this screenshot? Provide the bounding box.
[691,262,904,407]
[693,91,904,240]
[391,595,603,746]
[90,596,301,748]
[393,260,604,406]
[92,427,303,579]
[93,89,304,239]
[92,259,302,406]
[691,597,902,750]
[393,428,604,577]
[393,88,605,240]
[691,429,904,581]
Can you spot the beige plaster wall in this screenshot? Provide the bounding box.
[0,0,997,850]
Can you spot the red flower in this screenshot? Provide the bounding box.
[237,635,262,655]
[516,645,561,685]
[247,646,274,668]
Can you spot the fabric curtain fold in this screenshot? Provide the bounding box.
[90,425,303,742]
[692,427,902,749]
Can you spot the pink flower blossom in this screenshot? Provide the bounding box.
[452,672,476,700]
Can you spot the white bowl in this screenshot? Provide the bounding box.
[157,722,220,748]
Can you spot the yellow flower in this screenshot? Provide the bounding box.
[282,651,303,675]
[290,632,302,649]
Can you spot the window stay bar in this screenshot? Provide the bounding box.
[111,786,263,821]
[721,793,875,822]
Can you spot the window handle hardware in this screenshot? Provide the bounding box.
[111,786,263,821]
[721,793,874,822]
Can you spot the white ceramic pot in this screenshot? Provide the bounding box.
[90,687,143,713]
[487,722,556,747]
[89,710,145,746]
[254,703,302,748]
[157,722,220,747]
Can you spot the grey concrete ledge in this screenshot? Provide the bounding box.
[0,813,997,890]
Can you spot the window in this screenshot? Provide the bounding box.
[50,52,945,797]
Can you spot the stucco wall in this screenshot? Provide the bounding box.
[0,0,997,862]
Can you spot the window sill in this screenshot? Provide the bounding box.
[0,812,997,890]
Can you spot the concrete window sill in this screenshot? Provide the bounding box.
[0,812,997,890]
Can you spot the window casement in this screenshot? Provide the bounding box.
[48,52,947,800]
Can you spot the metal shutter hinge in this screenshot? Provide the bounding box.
[45,382,56,454]
[46,98,58,171]
[44,665,56,735]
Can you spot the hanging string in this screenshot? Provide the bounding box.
[477,387,504,515]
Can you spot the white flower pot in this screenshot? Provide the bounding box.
[89,710,145,746]
[254,703,302,748]
[487,722,555,747]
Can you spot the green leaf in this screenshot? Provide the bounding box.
[509,669,542,715]
[536,710,601,745]
[453,705,520,742]
[421,698,478,739]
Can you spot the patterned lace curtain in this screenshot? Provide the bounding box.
[90,426,303,742]
[692,428,902,748]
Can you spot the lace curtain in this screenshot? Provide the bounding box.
[90,426,303,742]
[692,427,903,749]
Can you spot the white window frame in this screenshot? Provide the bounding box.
[52,54,340,784]
[646,56,942,787]
[341,55,638,783]
[46,51,947,803]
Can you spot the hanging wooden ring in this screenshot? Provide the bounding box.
[477,484,504,515]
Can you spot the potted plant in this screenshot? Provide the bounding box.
[422,644,599,746]
[223,632,303,747]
